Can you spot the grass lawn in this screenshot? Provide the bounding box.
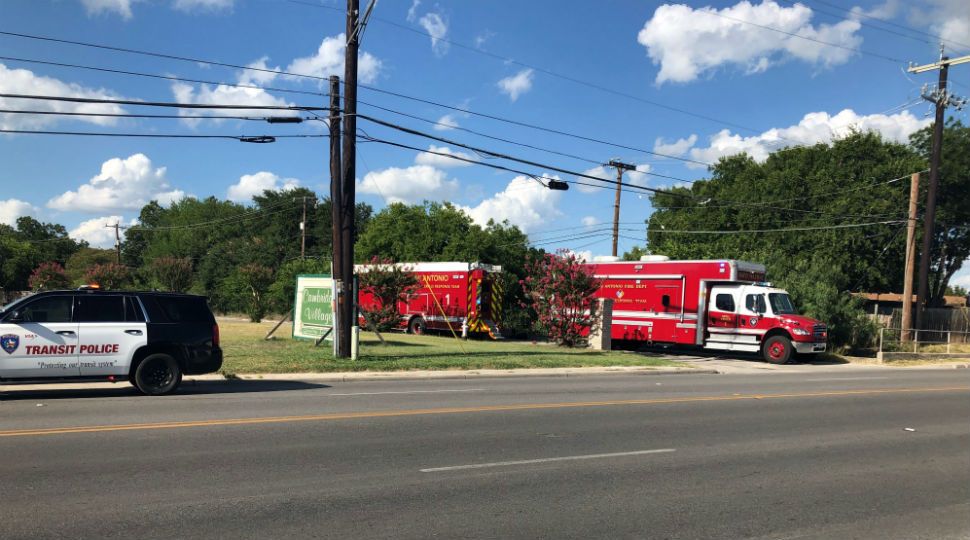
[218,320,686,374]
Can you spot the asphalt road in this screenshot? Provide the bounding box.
[2,370,969,539]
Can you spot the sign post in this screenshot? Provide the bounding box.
[293,274,336,353]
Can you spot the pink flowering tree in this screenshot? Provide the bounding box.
[520,250,601,347]
[28,262,71,291]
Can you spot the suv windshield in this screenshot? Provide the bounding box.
[768,293,798,315]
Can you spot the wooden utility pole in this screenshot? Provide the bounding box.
[608,160,636,257]
[105,222,122,263]
[900,172,920,341]
[329,76,344,356]
[908,48,969,330]
[337,0,360,358]
[300,196,307,260]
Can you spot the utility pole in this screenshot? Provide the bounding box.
[900,172,919,341]
[105,222,122,264]
[908,47,969,330]
[608,160,636,257]
[300,196,308,260]
[337,0,361,358]
[329,75,344,356]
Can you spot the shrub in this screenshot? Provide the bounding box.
[357,256,419,332]
[521,250,601,347]
[238,263,274,322]
[28,262,71,291]
[84,263,130,290]
[151,257,194,292]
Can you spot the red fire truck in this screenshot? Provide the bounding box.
[584,256,827,363]
[356,262,504,338]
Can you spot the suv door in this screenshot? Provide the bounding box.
[0,294,79,379]
[75,295,147,377]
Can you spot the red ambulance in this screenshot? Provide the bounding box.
[356,262,504,338]
[584,256,827,363]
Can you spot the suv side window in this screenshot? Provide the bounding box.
[11,295,74,323]
[125,296,146,322]
[715,293,735,312]
[75,295,126,323]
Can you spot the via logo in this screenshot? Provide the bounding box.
[1,334,19,354]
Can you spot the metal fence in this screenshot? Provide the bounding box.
[878,327,970,355]
[888,307,970,335]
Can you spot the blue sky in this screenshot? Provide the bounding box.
[1,0,969,289]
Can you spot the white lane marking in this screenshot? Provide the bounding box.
[420,448,675,473]
[802,377,891,382]
[326,389,485,396]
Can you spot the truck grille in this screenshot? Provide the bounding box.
[813,324,827,340]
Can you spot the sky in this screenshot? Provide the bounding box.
[1,0,970,290]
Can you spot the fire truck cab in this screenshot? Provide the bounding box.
[586,256,827,364]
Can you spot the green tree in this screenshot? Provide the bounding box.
[28,262,71,291]
[66,248,117,285]
[237,263,274,322]
[622,245,649,261]
[267,258,330,313]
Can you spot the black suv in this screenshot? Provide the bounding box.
[0,289,222,395]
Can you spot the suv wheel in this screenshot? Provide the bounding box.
[133,353,182,395]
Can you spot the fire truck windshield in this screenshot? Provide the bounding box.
[768,293,797,315]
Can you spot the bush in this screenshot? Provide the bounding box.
[521,250,601,347]
[151,256,193,292]
[357,256,419,332]
[28,262,71,291]
[267,258,330,314]
[84,263,131,290]
[238,263,274,322]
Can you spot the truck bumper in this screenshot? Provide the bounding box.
[794,341,827,354]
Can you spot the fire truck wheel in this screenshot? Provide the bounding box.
[762,335,793,364]
[133,353,182,395]
[408,317,426,335]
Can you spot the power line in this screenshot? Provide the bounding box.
[0,129,325,141]
[0,109,318,122]
[639,220,906,235]
[0,92,325,111]
[804,0,970,51]
[0,55,327,98]
[357,113,698,189]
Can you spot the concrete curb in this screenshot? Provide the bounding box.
[193,366,720,383]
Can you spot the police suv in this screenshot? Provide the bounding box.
[0,288,222,395]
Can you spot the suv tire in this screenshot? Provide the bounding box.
[133,353,182,395]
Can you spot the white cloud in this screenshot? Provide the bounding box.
[227,172,300,203]
[459,175,564,233]
[576,164,652,193]
[951,263,970,290]
[238,56,281,86]
[850,0,900,20]
[47,154,185,213]
[910,0,970,51]
[80,0,134,19]
[581,216,599,228]
[173,0,234,12]
[418,13,450,56]
[497,69,534,101]
[286,33,382,85]
[561,249,593,262]
[475,30,495,49]
[69,215,126,248]
[653,134,698,157]
[0,64,127,130]
[687,109,931,167]
[414,145,477,168]
[637,1,862,84]
[358,165,458,204]
[0,199,38,226]
[434,114,459,131]
[406,0,421,22]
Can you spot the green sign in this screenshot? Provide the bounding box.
[293,275,335,342]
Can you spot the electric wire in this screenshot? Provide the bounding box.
[0,92,325,111]
[0,129,326,140]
